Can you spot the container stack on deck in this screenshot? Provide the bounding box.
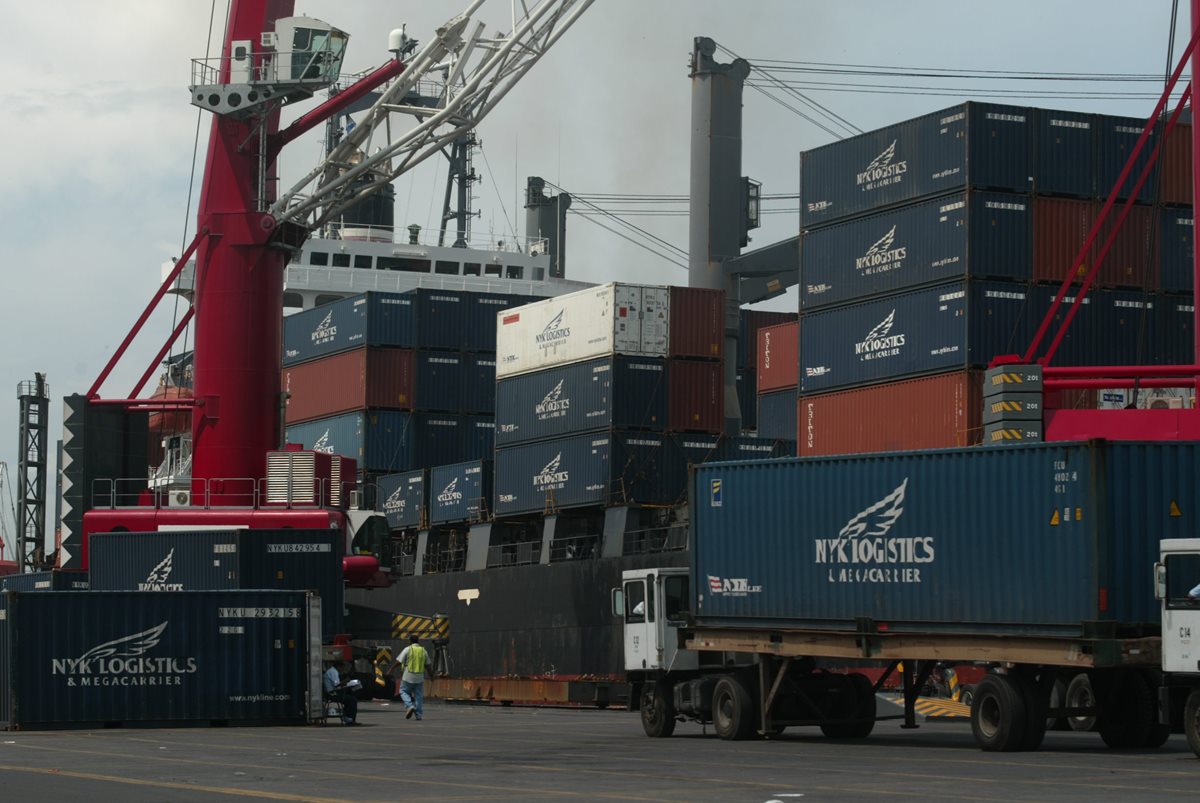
[795,102,1195,458]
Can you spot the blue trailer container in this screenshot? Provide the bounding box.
[800,102,1032,229]
[801,191,1032,310]
[286,410,471,473]
[88,530,344,641]
[756,390,797,441]
[495,356,668,447]
[691,441,1199,634]
[1033,108,1094,198]
[1159,207,1193,294]
[415,351,466,412]
[0,589,320,729]
[464,354,497,413]
[1,571,89,591]
[493,431,685,517]
[283,293,416,366]
[429,460,493,525]
[377,470,426,530]
[799,281,1035,393]
[1096,114,1160,203]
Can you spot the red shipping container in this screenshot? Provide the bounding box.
[282,347,414,424]
[1162,123,1192,206]
[1033,197,1095,284]
[756,321,799,392]
[1095,203,1157,289]
[667,359,724,433]
[739,310,797,367]
[669,286,724,360]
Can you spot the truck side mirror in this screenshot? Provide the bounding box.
[611,587,624,618]
[1153,562,1166,600]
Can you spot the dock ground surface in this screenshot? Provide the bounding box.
[0,698,1196,801]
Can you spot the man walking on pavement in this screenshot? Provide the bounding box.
[392,634,429,720]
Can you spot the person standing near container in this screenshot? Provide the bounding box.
[391,635,429,720]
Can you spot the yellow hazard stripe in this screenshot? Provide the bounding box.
[390,614,450,640]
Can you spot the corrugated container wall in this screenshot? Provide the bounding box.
[757,389,797,441]
[736,371,757,430]
[286,411,479,474]
[1097,115,1159,203]
[493,431,685,516]
[283,348,414,424]
[667,360,724,433]
[673,433,723,468]
[1033,197,1095,284]
[800,102,1032,229]
[496,283,669,379]
[377,470,426,530]
[1,571,89,591]
[464,354,497,414]
[738,311,797,369]
[797,371,983,457]
[0,590,318,728]
[801,191,1032,310]
[495,356,667,447]
[799,281,1034,393]
[1032,287,1164,367]
[720,436,793,461]
[1095,202,1156,288]
[237,529,344,642]
[283,293,415,367]
[757,321,799,392]
[1033,108,1094,198]
[691,442,1199,633]
[466,293,533,352]
[429,460,493,525]
[668,286,724,359]
[1162,123,1193,205]
[1160,296,1195,365]
[468,416,495,458]
[414,352,466,412]
[1159,207,1194,293]
[409,289,467,351]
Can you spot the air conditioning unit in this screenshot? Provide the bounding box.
[349,490,363,510]
[169,490,192,508]
[260,31,278,48]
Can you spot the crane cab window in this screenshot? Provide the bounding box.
[1166,553,1200,609]
[663,575,689,622]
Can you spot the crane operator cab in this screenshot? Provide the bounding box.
[273,17,349,84]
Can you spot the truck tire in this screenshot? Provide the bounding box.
[1065,673,1097,732]
[712,675,756,741]
[640,681,676,738]
[1097,669,1154,749]
[1047,677,1070,731]
[971,674,1029,752]
[1012,673,1049,751]
[821,673,876,739]
[1185,688,1200,757]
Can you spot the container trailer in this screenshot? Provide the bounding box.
[616,441,1195,751]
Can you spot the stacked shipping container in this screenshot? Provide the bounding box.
[796,101,1194,457]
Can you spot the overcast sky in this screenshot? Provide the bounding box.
[0,0,1189,554]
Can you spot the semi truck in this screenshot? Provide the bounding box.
[616,440,1195,751]
[1157,538,1200,756]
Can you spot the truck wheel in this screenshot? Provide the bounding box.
[640,681,676,738]
[712,675,755,741]
[1065,673,1097,732]
[1097,669,1154,749]
[1012,673,1049,751]
[1185,689,1200,757]
[821,673,876,739]
[970,674,1029,752]
[1047,677,1070,731]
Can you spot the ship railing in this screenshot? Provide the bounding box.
[548,534,600,562]
[285,266,557,297]
[318,221,550,256]
[487,540,541,568]
[90,476,360,510]
[622,524,689,556]
[394,553,417,577]
[425,545,466,574]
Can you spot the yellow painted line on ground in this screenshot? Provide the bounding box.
[0,763,355,802]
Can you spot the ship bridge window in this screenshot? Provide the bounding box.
[534,268,545,281]
[485,264,502,277]
[464,262,481,276]
[435,260,460,275]
[378,256,431,273]
[354,255,372,269]
[332,253,351,268]
[506,266,523,279]
[309,251,329,266]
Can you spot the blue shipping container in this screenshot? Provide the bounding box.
[1033,108,1094,198]
[801,191,1032,310]
[495,357,668,447]
[1159,207,1193,293]
[466,293,534,352]
[737,371,757,430]
[1,571,89,592]
[377,470,426,530]
[408,289,467,351]
[756,390,797,441]
[464,354,497,414]
[1032,286,1165,368]
[1097,114,1159,203]
[415,351,466,412]
[799,281,1035,393]
[1159,295,1195,366]
[494,431,685,516]
[283,293,415,367]
[691,441,1199,633]
[801,102,1032,229]
[467,416,495,460]
[286,410,471,473]
[720,435,793,461]
[0,590,319,728]
[674,433,724,468]
[429,460,493,525]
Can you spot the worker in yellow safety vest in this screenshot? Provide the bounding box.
[390,634,429,721]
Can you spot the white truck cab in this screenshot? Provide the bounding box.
[613,568,697,674]
[1155,538,1200,756]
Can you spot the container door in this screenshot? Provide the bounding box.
[641,286,670,355]
[612,285,642,355]
[1162,552,1200,674]
[622,577,656,671]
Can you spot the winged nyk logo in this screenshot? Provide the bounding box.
[535,379,570,419]
[534,310,571,354]
[51,622,199,686]
[815,479,934,584]
[311,430,334,454]
[437,477,463,505]
[855,225,906,275]
[533,453,569,491]
[383,484,407,515]
[139,548,184,591]
[311,310,337,345]
[855,310,906,361]
[856,140,907,191]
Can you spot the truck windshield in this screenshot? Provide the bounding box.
[1165,553,1200,609]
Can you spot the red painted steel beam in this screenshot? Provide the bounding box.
[1193,0,1200,385]
[272,59,406,154]
[86,229,207,398]
[88,398,196,407]
[129,308,196,399]
[1046,378,1197,390]
[1045,364,1200,377]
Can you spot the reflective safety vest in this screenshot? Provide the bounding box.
[406,645,427,675]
